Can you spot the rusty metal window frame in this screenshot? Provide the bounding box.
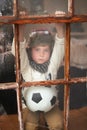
[0,0,87,130]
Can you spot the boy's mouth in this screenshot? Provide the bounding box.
[37,59,45,63]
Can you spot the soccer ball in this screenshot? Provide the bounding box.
[23,86,57,112]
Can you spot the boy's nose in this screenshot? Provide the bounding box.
[40,51,44,56]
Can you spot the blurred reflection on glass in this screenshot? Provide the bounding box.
[19,0,68,15]
[0,25,15,83]
[74,0,87,15]
[0,0,13,15]
[70,23,87,72]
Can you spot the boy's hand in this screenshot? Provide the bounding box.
[55,11,66,16]
[19,10,28,16]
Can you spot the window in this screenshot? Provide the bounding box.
[0,0,87,130]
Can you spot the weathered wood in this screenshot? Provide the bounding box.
[0,15,87,25]
[0,1,87,130]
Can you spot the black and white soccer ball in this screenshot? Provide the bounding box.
[23,86,57,112]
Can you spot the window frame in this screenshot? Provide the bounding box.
[0,0,87,130]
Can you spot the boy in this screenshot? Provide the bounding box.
[12,11,65,130]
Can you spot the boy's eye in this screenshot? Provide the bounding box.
[44,49,49,52]
[35,48,40,51]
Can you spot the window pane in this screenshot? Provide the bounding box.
[0,24,15,83]
[0,0,13,16]
[18,0,68,15]
[18,23,65,82]
[70,22,87,78]
[69,83,87,130]
[74,0,87,15]
[21,84,64,129]
[0,89,19,130]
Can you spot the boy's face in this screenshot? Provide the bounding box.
[31,44,51,64]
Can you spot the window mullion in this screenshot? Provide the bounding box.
[68,0,74,16]
[14,24,23,130]
[64,23,71,130]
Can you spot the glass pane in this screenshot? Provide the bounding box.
[0,0,13,16]
[74,0,87,15]
[69,83,87,130]
[18,23,65,82]
[70,22,87,78]
[18,0,68,15]
[70,83,87,109]
[0,89,19,130]
[56,81,87,114]
[21,84,64,130]
[0,24,15,83]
